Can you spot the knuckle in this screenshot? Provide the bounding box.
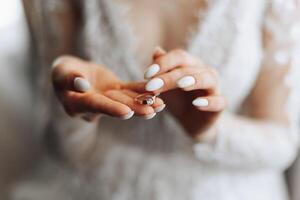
[183,67,197,74]
[173,49,195,66]
[210,68,219,79]
[173,49,188,58]
[173,48,185,55]
[103,90,115,97]
[200,72,216,88]
[214,97,227,110]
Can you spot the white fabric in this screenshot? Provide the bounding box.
[13,0,300,200]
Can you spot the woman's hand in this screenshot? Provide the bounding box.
[143,48,227,138]
[52,55,165,121]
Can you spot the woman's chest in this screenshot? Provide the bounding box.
[116,0,207,65]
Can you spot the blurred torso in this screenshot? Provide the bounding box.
[116,0,210,133]
[116,0,207,65]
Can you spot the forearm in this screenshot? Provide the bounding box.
[193,0,300,170]
[193,111,299,170]
[49,106,99,166]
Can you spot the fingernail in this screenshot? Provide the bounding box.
[52,57,63,68]
[192,98,209,107]
[120,111,134,120]
[144,64,160,79]
[74,77,91,92]
[154,104,166,113]
[153,46,166,54]
[145,78,164,91]
[143,112,156,120]
[176,76,196,88]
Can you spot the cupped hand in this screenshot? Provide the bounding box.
[143,48,227,137]
[51,55,165,121]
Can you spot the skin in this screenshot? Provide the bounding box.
[52,56,165,119]
[51,0,290,141]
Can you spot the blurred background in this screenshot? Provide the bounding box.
[1,1,300,200]
[0,0,38,198]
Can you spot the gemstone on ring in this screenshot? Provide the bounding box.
[135,93,156,105]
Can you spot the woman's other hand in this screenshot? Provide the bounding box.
[51,55,165,121]
[143,48,227,138]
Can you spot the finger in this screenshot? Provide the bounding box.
[144,49,201,79]
[63,92,134,120]
[52,55,91,93]
[152,46,167,60]
[176,70,218,92]
[144,47,168,79]
[122,90,166,113]
[145,66,218,94]
[73,77,91,93]
[192,95,227,112]
[122,81,147,93]
[104,90,156,118]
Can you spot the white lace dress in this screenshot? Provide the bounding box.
[13,0,300,200]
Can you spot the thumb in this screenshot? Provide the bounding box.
[52,56,91,93]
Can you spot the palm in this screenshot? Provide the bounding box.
[88,65,123,93]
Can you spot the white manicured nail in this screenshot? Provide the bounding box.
[145,78,164,91]
[154,46,165,54]
[74,77,91,92]
[120,111,134,120]
[144,64,160,79]
[143,112,156,120]
[154,104,166,113]
[52,57,63,68]
[192,98,209,107]
[177,76,196,88]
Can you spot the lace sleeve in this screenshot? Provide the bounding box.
[194,0,300,170]
[23,0,100,166]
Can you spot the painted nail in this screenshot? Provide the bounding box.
[154,104,166,113]
[176,76,196,88]
[153,46,166,56]
[143,112,156,120]
[74,77,91,92]
[52,57,64,68]
[154,46,165,53]
[120,111,134,120]
[192,98,209,107]
[145,78,164,91]
[144,64,160,79]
